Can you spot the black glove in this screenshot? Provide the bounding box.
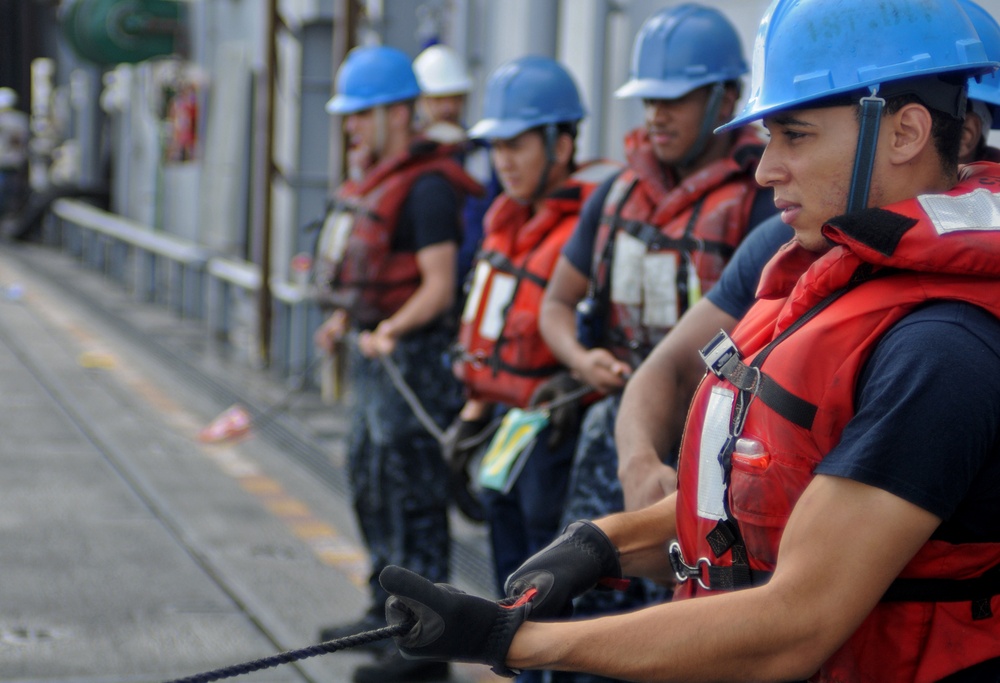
[504,520,624,619]
[441,416,493,523]
[529,372,584,448]
[381,565,532,677]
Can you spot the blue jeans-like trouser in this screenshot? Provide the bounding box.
[346,326,464,609]
[481,413,578,683]
[551,394,672,683]
[480,418,578,596]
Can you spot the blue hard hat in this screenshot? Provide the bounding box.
[467,55,586,141]
[962,0,1000,126]
[326,45,421,115]
[718,0,998,132]
[615,3,747,101]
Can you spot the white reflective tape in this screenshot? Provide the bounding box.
[918,188,1000,235]
[641,252,679,328]
[610,231,646,305]
[478,272,516,340]
[462,260,492,324]
[317,211,355,263]
[697,386,733,522]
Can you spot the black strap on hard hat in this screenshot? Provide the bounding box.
[847,86,885,214]
[679,82,727,169]
[847,74,968,214]
[530,122,560,203]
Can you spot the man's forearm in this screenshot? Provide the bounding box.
[593,495,677,581]
[508,583,825,682]
[539,297,589,372]
[615,346,686,469]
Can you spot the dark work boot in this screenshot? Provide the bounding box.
[317,607,392,655]
[352,650,450,683]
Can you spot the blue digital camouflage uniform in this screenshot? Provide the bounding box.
[346,325,464,608]
[552,393,671,683]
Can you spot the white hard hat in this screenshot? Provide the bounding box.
[0,87,17,109]
[413,45,472,96]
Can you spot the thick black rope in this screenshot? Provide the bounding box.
[162,621,410,683]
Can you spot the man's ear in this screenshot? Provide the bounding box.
[886,103,933,165]
[958,110,983,164]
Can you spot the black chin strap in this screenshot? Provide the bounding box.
[847,86,885,213]
[530,123,559,203]
[679,82,726,169]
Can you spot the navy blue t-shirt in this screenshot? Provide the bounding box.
[392,173,463,252]
[814,300,1000,680]
[817,301,1000,539]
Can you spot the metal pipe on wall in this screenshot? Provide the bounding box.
[251,0,279,366]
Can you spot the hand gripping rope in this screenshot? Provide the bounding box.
[161,620,413,683]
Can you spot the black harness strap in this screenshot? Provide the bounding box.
[687,560,1000,621]
[494,358,563,378]
[882,564,1000,619]
[598,215,736,260]
[327,198,383,223]
[714,352,817,431]
[477,250,548,289]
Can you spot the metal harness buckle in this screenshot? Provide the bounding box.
[699,330,739,378]
[668,541,712,591]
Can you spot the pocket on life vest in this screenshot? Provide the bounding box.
[478,408,550,494]
[503,309,541,368]
[729,444,811,567]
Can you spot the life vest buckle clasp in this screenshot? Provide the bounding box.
[668,541,712,591]
[700,330,740,379]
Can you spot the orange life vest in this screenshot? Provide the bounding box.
[673,163,1000,682]
[590,125,766,365]
[315,139,483,327]
[456,161,620,408]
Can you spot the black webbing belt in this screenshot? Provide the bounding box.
[714,350,817,431]
[672,537,1000,620]
[882,564,1000,620]
[476,250,549,289]
[598,215,736,260]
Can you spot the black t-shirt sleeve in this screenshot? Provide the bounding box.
[394,173,462,252]
[815,301,1000,537]
[561,172,619,276]
[706,214,793,319]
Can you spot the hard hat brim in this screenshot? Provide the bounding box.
[614,75,737,101]
[716,61,1000,134]
[467,118,534,141]
[326,92,415,115]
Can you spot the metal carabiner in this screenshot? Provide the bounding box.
[668,541,712,591]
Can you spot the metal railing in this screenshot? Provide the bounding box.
[49,199,320,381]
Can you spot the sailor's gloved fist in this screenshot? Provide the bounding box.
[381,565,532,677]
[529,372,584,448]
[504,520,624,619]
[442,416,489,475]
